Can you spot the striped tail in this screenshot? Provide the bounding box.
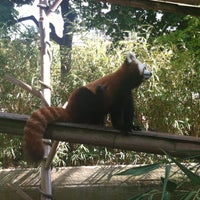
[23,106,66,163]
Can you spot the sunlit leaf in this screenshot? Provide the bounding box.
[170,156,200,185]
[161,164,171,200]
[180,191,197,200]
[115,163,161,176]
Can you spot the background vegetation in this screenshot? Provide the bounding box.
[0,1,199,168]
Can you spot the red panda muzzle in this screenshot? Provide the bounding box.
[143,69,152,79]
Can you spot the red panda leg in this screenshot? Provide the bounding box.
[110,91,135,133]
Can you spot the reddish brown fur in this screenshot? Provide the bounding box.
[24,55,149,163]
[85,61,142,109]
[24,107,66,162]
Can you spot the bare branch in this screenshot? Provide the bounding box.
[49,23,63,44]
[9,15,63,45]
[45,141,59,169]
[4,74,49,106]
[47,0,63,16]
[15,15,39,27]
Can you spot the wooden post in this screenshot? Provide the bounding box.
[38,0,52,199]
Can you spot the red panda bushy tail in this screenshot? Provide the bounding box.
[23,106,66,163]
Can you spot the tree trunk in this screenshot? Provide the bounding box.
[60,0,76,76]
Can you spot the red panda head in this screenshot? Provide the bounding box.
[124,52,152,87]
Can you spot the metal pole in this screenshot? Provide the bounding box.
[38,0,52,199]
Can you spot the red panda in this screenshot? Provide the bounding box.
[23,52,152,162]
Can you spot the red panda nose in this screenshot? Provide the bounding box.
[143,69,152,79]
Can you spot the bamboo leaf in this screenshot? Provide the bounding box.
[161,164,171,200]
[161,177,177,193]
[115,163,161,176]
[180,191,197,200]
[170,156,200,185]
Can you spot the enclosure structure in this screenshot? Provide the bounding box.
[101,0,200,16]
[1,0,200,199]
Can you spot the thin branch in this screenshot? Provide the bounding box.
[4,74,49,107]
[45,141,59,169]
[17,15,39,27]
[7,15,39,28]
[49,23,63,44]
[9,15,63,45]
[39,80,52,90]
[47,0,63,16]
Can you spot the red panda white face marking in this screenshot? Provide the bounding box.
[126,52,152,80]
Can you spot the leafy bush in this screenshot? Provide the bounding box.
[0,26,199,167]
[0,27,40,114]
[116,154,200,200]
[152,16,200,136]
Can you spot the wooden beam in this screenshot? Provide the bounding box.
[158,0,200,5]
[0,112,200,158]
[100,0,200,16]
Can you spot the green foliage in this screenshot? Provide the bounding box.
[54,142,163,167]
[0,0,18,28]
[169,156,200,185]
[0,27,39,168]
[0,27,40,114]
[148,16,200,136]
[52,35,199,166]
[0,134,27,168]
[116,163,161,176]
[0,0,33,30]
[72,0,186,41]
[0,18,199,167]
[117,155,200,200]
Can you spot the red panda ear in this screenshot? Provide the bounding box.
[125,52,136,64]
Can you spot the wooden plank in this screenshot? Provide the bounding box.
[100,0,200,16]
[158,0,200,5]
[0,112,200,158]
[0,112,28,136]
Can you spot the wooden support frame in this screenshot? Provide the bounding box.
[100,0,200,16]
[3,2,61,197]
[38,0,52,199]
[3,1,62,199]
[37,1,63,199]
[0,112,200,159]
